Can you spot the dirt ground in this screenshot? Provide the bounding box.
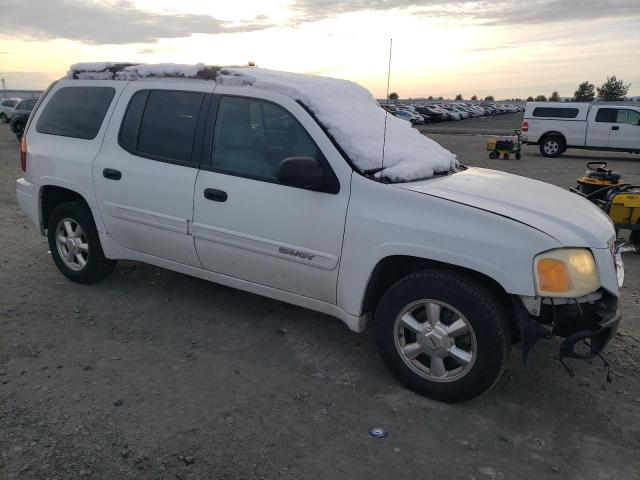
[1,115,639,480]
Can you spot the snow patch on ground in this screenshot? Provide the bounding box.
[217,67,458,181]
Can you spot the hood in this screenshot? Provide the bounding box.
[396,167,615,248]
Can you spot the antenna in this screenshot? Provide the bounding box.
[381,38,393,181]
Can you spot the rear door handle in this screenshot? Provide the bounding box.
[204,188,228,202]
[611,125,620,131]
[103,168,122,180]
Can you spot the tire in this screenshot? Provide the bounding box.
[515,153,521,160]
[47,201,117,284]
[374,269,510,403]
[489,151,499,159]
[539,135,565,158]
[0,112,7,123]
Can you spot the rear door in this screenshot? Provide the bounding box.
[586,107,616,147]
[607,109,640,150]
[93,81,213,266]
[191,87,352,303]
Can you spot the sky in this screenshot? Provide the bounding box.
[0,0,639,99]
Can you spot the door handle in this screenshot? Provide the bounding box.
[204,188,228,202]
[611,125,620,131]
[103,168,122,180]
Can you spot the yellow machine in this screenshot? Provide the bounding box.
[571,162,640,249]
[486,130,525,160]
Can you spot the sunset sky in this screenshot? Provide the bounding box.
[1,0,639,99]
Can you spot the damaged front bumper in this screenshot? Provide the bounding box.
[512,291,621,363]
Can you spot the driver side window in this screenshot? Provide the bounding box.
[212,96,322,182]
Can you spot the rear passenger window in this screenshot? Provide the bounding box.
[119,90,204,164]
[36,87,115,139]
[595,108,616,123]
[532,107,579,118]
[212,96,321,182]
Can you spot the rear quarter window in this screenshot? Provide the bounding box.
[532,107,579,118]
[36,86,115,139]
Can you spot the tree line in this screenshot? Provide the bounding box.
[388,76,631,102]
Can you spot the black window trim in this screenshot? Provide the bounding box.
[35,86,116,140]
[200,93,340,195]
[117,88,211,169]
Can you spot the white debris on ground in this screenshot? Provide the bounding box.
[65,63,458,181]
[217,67,459,181]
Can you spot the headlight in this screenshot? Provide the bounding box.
[534,248,600,298]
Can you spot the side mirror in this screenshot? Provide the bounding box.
[277,156,328,190]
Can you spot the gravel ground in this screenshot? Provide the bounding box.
[1,118,639,480]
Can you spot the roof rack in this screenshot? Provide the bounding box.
[67,63,227,81]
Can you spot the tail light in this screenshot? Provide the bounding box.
[20,136,27,172]
[522,121,529,132]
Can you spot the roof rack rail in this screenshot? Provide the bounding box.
[66,63,226,81]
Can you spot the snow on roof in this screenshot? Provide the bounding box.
[217,67,458,181]
[66,63,458,181]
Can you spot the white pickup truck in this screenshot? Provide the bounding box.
[523,102,640,157]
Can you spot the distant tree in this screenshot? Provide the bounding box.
[455,93,463,100]
[247,61,257,67]
[437,96,444,100]
[534,94,547,102]
[549,91,561,102]
[597,76,629,101]
[573,81,595,102]
[471,95,478,101]
[388,92,399,101]
[526,96,535,102]
[427,95,434,100]
[484,95,494,101]
[514,97,523,101]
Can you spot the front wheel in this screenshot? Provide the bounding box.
[374,270,510,403]
[47,201,117,283]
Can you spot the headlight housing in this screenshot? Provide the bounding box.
[534,248,600,298]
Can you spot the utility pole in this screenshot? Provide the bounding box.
[1,78,6,99]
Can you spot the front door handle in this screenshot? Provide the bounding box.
[611,125,620,131]
[204,188,228,202]
[103,168,122,180]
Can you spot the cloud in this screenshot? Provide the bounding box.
[291,0,640,25]
[0,0,273,45]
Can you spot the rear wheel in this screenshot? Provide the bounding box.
[539,135,565,158]
[47,201,116,283]
[0,112,7,123]
[489,151,499,159]
[374,270,510,403]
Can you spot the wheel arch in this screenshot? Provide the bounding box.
[360,255,520,343]
[40,185,92,233]
[540,131,566,143]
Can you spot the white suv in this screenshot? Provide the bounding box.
[16,63,624,402]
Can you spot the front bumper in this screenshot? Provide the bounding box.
[513,291,621,362]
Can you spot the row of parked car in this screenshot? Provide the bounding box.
[0,97,39,140]
[381,102,525,125]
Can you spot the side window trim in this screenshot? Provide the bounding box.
[203,93,339,194]
[117,89,211,168]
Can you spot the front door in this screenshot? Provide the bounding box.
[192,90,351,303]
[93,83,211,266]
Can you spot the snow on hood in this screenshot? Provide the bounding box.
[216,67,458,182]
